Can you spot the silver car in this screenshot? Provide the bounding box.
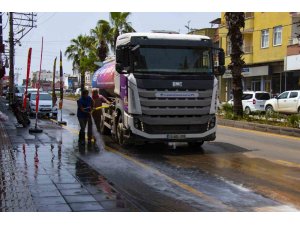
[27,92,58,117]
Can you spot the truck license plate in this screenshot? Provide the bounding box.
[167,134,186,139]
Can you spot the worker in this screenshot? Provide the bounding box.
[91,88,110,131]
[77,89,94,145]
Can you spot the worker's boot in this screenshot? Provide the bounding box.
[79,131,85,145]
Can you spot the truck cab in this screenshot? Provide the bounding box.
[99,32,225,147]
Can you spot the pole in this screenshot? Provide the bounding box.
[9,12,14,106]
[23,48,32,110]
[58,50,66,125]
[52,57,57,110]
[35,37,43,127]
[29,37,43,133]
[0,12,4,95]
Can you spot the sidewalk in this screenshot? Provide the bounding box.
[0,98,139,212]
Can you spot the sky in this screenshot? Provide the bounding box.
[2,12,220,85]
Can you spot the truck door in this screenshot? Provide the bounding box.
[287,91,299,113]
[277,91,289,112]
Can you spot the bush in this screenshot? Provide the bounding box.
[287,114,300,128]
[221,103,236,120]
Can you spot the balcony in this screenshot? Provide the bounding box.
[244,17,254,33]
[287,43,300,56]
[226,45,253,55]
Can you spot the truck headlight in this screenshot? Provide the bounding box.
[207,116,216,130]
[134,118,144,131]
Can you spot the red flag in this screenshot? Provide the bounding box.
[23,47,32,110]
[59,50,63,110]
[36,37,44,113]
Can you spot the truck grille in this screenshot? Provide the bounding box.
[135,77,214,134]
[138,88,212,116]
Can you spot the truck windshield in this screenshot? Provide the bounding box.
[133,47,212,74]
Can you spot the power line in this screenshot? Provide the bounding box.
[38,13,56,26]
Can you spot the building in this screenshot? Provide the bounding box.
[219,12,299,102]
[30,70,71,91]
[284,13,300,91]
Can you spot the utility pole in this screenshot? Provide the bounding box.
[0,12,4,96]
[9,12,14,105]
[6,12,37,106]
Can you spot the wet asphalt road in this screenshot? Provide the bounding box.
[45,99,300,211]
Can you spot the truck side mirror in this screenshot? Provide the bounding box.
[116,63,124,74]
[215,65,226,76]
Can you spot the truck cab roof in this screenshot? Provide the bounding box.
[116,32,212,47]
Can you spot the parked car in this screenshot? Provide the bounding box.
[65,89,73,94]
[264,90,300,114]
[15,86,25,101]
[27,92,58,118]
[6,86,19,100]
[228,91,271,115]
[75,87,88,95]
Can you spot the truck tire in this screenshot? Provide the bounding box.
[100,113,110,135]
[116,115,127,147]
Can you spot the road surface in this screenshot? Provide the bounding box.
[40,99,300,211]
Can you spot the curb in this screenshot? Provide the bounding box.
[218,118,300,138]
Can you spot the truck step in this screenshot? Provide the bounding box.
[104,122,111,129]
[103,113,112,119]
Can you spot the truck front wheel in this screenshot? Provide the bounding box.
[116,115,126,146]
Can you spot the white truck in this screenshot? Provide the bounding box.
[92,32,225,147]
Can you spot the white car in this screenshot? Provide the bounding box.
[75,87,89,95]
[265,90,300,114]
[27,92,58,117]
[228,91,271,115]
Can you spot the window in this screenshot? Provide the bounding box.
[242,94,253,100]
[30,94,52,100]
[278,92,288,99]
[261,30,269,48]
[273,26,282,46]
[289,92,298,98]
[255,93,270,100]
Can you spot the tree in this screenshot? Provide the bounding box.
[90,20,112,62]
[109,12,135,50]
[225,12,245,117]
[65,35,98,92]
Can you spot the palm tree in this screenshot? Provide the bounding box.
[90,20,112,62]
[65,34,98,91]
[109,12,135,50]
[225,12,245,117]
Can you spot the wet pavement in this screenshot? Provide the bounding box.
[0,98,138,212]
[1,97,300,212]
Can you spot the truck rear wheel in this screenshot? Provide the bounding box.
[100,113,110,135]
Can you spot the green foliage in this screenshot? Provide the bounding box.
[219,104,300,128]
[287,114,300,128]
[222,103,235,120]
